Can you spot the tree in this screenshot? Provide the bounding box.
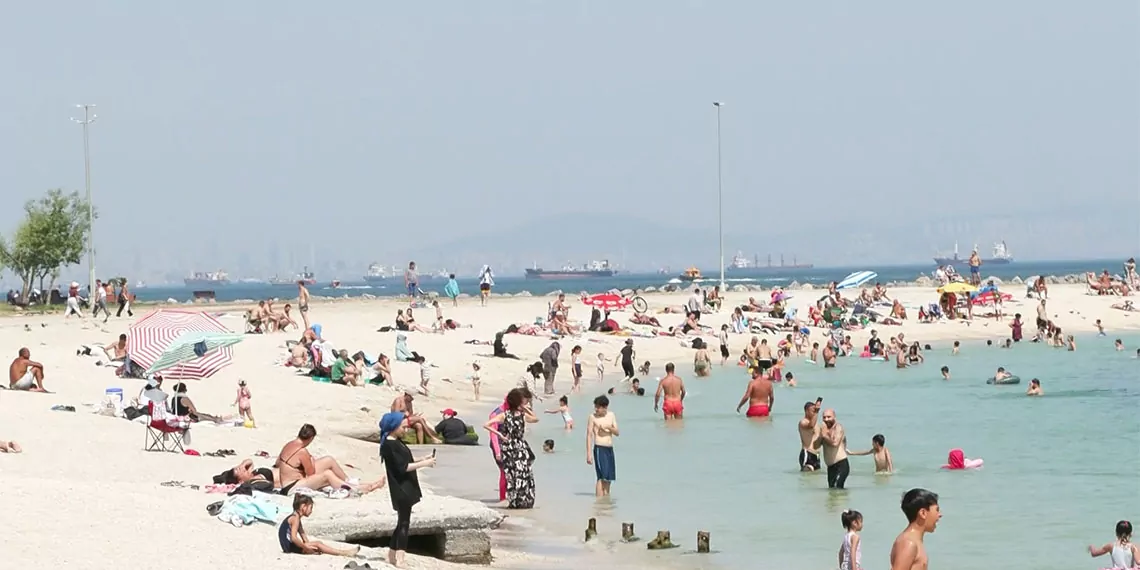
[0,189,94,300]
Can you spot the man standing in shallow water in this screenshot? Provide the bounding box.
[814,408,850,489]
[797,399,823,471]
[654,363,686,420]
[736,368,774,418]
[890,488,941,570]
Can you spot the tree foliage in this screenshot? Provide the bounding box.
[0,189,95,299]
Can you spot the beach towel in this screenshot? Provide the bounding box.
[216,494,280,526]
[444,279,461,299]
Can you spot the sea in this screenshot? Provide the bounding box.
[433,333,1140,569]
[134,259,1124,303]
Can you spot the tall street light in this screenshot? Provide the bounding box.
[72,104,97,297]
[713,101,725,291]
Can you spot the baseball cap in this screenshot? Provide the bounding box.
[440,408,456,417]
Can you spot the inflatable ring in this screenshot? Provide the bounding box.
[986,375,1021,385]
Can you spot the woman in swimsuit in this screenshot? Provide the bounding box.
[693,344,711,377]
[275,423,386,496]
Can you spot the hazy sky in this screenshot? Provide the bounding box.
[1,2,1137,281]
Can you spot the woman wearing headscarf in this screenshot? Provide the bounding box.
[483,388,539,509]
[539,341,561,395]
[378,412,436,567]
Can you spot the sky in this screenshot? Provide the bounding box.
[1,2,1137,283]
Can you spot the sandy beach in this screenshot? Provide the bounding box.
[1,283,1136,569]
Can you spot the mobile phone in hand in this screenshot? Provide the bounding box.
[432,448,437,458]
[816,397,823,404]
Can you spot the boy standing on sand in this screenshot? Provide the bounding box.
[890,488,941,570]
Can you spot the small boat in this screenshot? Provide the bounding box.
[330,280,342,289]
[679,267,703,282]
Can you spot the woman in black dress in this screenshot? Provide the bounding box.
[483,388,539,508]
[378,411,436,567]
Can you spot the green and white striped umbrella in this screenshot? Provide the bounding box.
[143,330,244,377]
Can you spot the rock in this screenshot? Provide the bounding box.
[731,284,748,292]
[457,293,471,298]
[801,283,814,291]
[987,277,1003,285]
[914,276,934,287]
[697,530,710,553]
[622,522,638,542]
[1046,275,1062,284]
[360,294,376,300]
[515,291,532,297]
[647,530,679,550]
[546,290,563,297]
[643,286,657,293]
[304,494,503,564]
[787,281,801,290]
[620,288,635,297]
[585,517,598,541]
[1010,276,1023,285]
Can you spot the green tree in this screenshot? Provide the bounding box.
[0,189,94,300]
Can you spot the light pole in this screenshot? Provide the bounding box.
[72,104,97,297]
[713,101,725,291]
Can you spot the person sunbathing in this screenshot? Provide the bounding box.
[550,311,580,335]
[404,309,433,333]
[1112,300,1137,312]
[872,283,891,302]
[275,424,385,495]
[249,301,270,331]
[858,288,874,306]
[742,297,766,312]
[168,383,222,423]
[233,458,278,486]
[391,393,442,444]
[9,348,46,392]
[631,313,661,327]
[0,440,22,453]
[891,299,908,320]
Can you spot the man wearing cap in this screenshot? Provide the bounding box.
[435,409,476,445]
[391,393,441,444]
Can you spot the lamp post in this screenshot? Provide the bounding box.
[713,101,725,291]
[72,104,97,297]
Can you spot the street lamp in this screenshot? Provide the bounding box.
[713,101,724,291]
[71,104,97,297]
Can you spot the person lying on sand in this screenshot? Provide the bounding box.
[78,334,129,363]
[0,440,22,453]
[275,424,385,496]
[630,313,661,327]
[9,348,46,392]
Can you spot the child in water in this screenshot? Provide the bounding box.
[849,433,894,474]
[941,366,950,380]
[542,439,555,453]
[596,353,606,382]
[234,379,255,427]
[544,395,574,430]
[1095,318,1105,336]
[952,340,960,355]
[1088,520,1138,569]
[838,509,863,570]
[1026,378,1043,396]
[784,371,797,387]
[809,342,820,364]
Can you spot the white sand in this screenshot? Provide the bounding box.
[0,284,1135,569]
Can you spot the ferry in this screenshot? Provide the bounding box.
[363,262,387,283]
[678,267,703,282]
[270,266,316,286]
[726,253,814,273]
[525,260,616,280]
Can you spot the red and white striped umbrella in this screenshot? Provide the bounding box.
[581,293,633,310]
[129,309,235,379]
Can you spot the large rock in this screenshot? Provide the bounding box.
[731,284,748,292]
[546,290,563,297]
[1010,276,1023,285]
[643,286,657,293]
[620,288,635,297]
[515,291,532,297]
[304,494,504,564]
[914,276,934,287]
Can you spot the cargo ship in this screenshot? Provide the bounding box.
[934,241,1013,267]
[363,262,387,283]
[726,253,814,273]
[183,271,230,287]
[269,266,316,286]
[525,260,615,280]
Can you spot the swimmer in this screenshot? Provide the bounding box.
[637,361,651,376]
[607,378,645,396]
[941,366,950,380]
[895,348,908,369]
[1095,319,1105,336]
[849,433,894,474]
[542,439,555,453]
[822,344,837,368]
[814,409,849,489]
[544,395,574,430]
[1067,335,1076,351]
[994,367,1012,381]
[951,341,960,355]
[785,371,797,387]
[736,368,774,418]
[1088,520,1138,569]
[1026,378,1043,396]
[797,398,823,471]
[1115,339,1124,351]
[653,364,685,420]
[890,488,941,570]
[809,342,820,364]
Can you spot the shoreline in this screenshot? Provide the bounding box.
[0,283,1135,569]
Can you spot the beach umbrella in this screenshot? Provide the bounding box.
[129,309,238,379]
[937,282,977,294]
[837,271,877,290]
[581,293,633,310]
[145,331,244,376]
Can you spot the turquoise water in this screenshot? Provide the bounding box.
[520,334,1140,569]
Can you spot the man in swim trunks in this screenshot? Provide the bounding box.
[9,348,46,392]
[391,393,442,444]
[654,363,686,420]
[798,399,823,471]
[296,281,311,330]
[814,408,850,489]
[736,368,774,418]
[404,261,419,302]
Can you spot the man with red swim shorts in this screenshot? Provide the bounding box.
[736,368,774,418]
[653,363,687,420]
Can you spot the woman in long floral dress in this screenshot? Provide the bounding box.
[484,387,538,508]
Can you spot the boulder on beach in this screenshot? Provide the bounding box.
[801,283,814,291]
[620,288,635,297]
[1010,276,1023,284]
[515,291,532,297]
[787,281,801,289]
[914,275,934,287]
[643,286,657,293]
[731,284,748,292]
[546,290,563,297]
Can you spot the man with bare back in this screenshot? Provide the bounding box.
[653,362,686,420]
[391,393,441,444]
[736,368,774,418]
[797,398,823,471]
[890,488,942,570]
[297,281,311,330]
[9,348,46,392]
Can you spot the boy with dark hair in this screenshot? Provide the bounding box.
[278,494,360,557]
[890,488,941,570]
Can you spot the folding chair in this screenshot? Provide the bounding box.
[144,401,189,453]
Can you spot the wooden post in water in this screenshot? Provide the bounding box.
[585,517,597,541]
[647,530,676,550]
[621,522,637,541]
[697,531,710,553]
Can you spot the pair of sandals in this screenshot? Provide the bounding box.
[344,563,375,569]
[160,480,201,490]
[203,449,237,458]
